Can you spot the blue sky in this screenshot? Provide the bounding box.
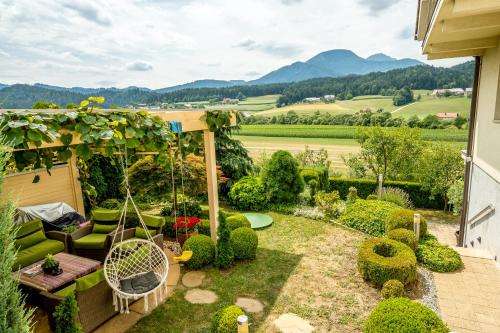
[0,0,467,88]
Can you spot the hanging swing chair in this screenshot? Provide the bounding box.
[103,146,169,314]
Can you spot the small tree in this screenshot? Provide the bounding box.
[215,212,234,269]
[54,294,83,333]
[261,150,304,203]
[0,137,33,333]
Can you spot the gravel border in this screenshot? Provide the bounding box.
[418,267,441,317]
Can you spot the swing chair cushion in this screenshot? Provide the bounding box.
[93,223,118,234]
[73,234,108,249]
[92,209,121,222]
[119,271,159,295]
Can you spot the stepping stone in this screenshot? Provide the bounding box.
[182,271,206,288]
[185,289,218,304]
[235,297,264,313]
[273,313,314,333]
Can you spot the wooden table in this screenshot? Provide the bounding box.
[13,253,101,292]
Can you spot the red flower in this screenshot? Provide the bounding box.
[173,216,200,229]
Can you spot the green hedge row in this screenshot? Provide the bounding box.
[328,178,444,209]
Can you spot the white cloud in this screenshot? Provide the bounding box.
[126,61,153,71]
[0,0,467,88]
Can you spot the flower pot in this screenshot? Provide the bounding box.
[43,265,63,276]
[178,230,199,247]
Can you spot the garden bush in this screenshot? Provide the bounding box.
[346,186,358,205]
[366,194,378,200]
[230,227,258,260]
[54,294,83,333]
[385,208,427,238]
[211,305,245,333]
[261,150,304,204]
[338,200,399,236]
[387,228,418,251]
[99,198,122,210]
[182,235,215,269]
[160,196,202,218]
[364,298,449,333]
[357,238,417,287]
[328,177,444,209]
[314,191,345,218]
[226,215,251,231]
[416,235,462,272]
[300,168,319,184]
[381,280,405,299]
[379,187,413,208]
[215,213,234,269]
[228,176,267,211]
[300,166,329,191]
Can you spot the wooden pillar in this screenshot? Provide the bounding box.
[203,129,219,243]
[68,152,85,215]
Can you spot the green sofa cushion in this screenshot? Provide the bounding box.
[141,214,165,228]
[13,239,64,270]
[92,208,121,222]
[135,227,158,239]
[92,223,117,234]
[54,283,76,297]
[76,269,104,292]
[16,219,43,238]
[73,234,107,250]
[15,230,46,251]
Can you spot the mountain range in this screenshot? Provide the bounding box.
[0,49,423,97]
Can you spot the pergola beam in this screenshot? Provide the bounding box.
[427,49,485,60]
[442,12,500,33]
[428,37,498,53]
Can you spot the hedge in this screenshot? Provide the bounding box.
[385,208,427,238]
[338,200,399,236]
[357,238,417,287]
[416,234,462,273]
[387,228,418,251]
[364,298,449,333]
[328,177,444,209]
[300,166,329,191]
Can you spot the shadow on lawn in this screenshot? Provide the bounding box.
[128,247,303,333]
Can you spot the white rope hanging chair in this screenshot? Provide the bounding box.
[103,147,169,314]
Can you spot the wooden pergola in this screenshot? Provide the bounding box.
[1,109,236,242]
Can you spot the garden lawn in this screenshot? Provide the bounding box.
[127,213,381,332]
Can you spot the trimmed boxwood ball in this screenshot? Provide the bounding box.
[385,208,427,237]
[365,298,449,333]
[416,234,462,272]
[211,305,245,333]
[226,215,251,232]
[387,228,418,251]
[230,227,258,260]
[182,235,215,269]
[381,279,405,299]
[357,238,417,287]
[228,176,267,211]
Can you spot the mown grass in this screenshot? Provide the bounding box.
[128,213,380,332]
[238,125,468,142]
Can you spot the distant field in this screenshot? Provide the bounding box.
[238,124,468,142]
[205,95,279,112]
[251,91,471,119]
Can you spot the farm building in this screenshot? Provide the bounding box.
[303,97,321,103]
[432,88,465,96]
[222,98,239,104]
[324,95,336,102]
[437,112,458,119]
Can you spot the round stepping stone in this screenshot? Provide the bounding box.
[242,213,273,229]
[185,289,218,304]
[235,297,264,313]
[273,313,314,333]
[182,271,205,288]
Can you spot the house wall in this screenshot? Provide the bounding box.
[465,42,500,264]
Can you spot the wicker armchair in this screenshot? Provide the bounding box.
[121,214,166,248]
[68,225,123,262]
[39,275,118,332]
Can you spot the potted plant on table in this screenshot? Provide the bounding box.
[174,216,201,246]
[42,254,62,276]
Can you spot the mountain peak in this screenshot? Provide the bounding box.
[366,53,396,62]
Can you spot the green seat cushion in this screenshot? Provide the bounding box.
[73,234,108,250]
[92,208,121,222]
[92,223,117,234]
[15,230,46,250]
[13,239,64,270]
[16,219,43,238]
[141,214,165,228]
[135,227,158,239]
[54,283,76,297]
[76,269,104,292]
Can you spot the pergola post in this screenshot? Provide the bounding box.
[69,151,85,215]
[203,129,219,242]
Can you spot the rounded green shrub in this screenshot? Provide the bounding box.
[364,298,449,333]
[99,198,122,209]
[366,194,378,200]
[338,199,399,236]
[416,235,462,273]
[230,227,258,260]
[182,235,215,269]
[387,228,418,251]
[226,215,251,231]
[385,208,427,238]
[381,279,405,299]
[261,150,304,204]
[211,305,245,333]
[300,168,319,184]
[357,238,417,287]
[228,176,267,211]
